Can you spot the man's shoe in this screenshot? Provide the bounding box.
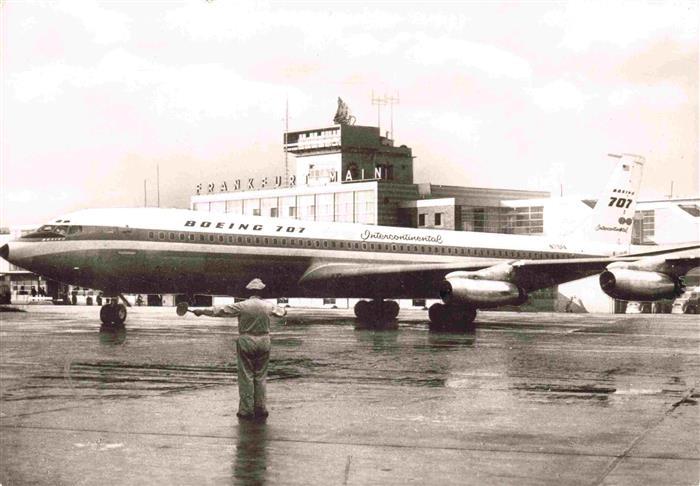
[254,408,269,418]
[236,412,255,420]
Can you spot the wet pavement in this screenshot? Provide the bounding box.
[0,306,698,485]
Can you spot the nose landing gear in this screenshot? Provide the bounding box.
[99,297,129,325]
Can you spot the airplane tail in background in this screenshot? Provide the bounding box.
[583,153,645,248]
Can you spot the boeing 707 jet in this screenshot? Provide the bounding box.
[1,154,698,331]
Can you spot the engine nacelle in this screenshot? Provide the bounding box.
[440,277,527,308]
[599,269,685,301]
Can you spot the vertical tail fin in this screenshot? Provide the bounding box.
[586,153,644,247]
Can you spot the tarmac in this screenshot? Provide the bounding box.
[0,305,698,485]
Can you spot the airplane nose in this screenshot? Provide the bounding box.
[0,244,8,261]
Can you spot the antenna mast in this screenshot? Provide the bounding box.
[371,90,387,132]
[385,92,399,140]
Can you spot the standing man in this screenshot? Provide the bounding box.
[193,278,286,420]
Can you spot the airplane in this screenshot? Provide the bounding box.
[1,154,698,332]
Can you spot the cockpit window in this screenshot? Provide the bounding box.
[22,225,69,239]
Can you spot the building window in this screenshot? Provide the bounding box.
[226,200,243,215]
[354,190,376,224]
[418,214,426,226]
[316,193,334,222]
[434,213,442,226]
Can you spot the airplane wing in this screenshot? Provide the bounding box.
[298,244,700,299]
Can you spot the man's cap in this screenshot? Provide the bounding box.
[246,278,266,290]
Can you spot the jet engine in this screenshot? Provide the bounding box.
[439,276,527,308]
[599,268,685,301]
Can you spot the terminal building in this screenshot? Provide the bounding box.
[190,110,699,313]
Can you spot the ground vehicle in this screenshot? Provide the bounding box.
[672,288,699,314]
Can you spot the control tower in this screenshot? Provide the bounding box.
[284,124,414,187]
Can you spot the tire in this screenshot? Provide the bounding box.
[354,300,370,321]
[428,303,447,332]
[113,304,127,325]
[384,301,400,320]
[99,305,112,325]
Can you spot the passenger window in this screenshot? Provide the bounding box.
[331,241,336,248]
[209,235,214,242]
[370,244,375,250]
[149,231,154,239]
[218,235,224,242]
[264,237,269,244]
[189,234,195,241]
[228,236,233,243]
[255,237,260,244]
[282,238,287,245]
[392,244,397,251]
[314,241,320,248]
[246,237,252,244]
[354,243,359,249]
[361,243,367,250]
[273,238,277,245]
[159,232,165,240]
[238,237,243,243]
[179,233,185,241]
[323,241,328,248]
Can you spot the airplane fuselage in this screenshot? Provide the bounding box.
[5,207,615,299]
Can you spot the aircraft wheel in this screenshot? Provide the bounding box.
[113,304,127,325]
[99,305,112,325]
[446,307,476,333]
[100,303,127,325]
[429,304,476,332]
[428,303,447,332]
[383,300,400,320]
[354,300,370,321]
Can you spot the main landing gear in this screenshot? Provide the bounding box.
[354,300,400,329]
[99,298,128,326]
[428,303,477,333]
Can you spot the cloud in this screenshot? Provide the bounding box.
[543,1,697,52]
[410,111,482,145]
[54,0,131,44]
[608,83,688,109]
[530,80,592,112]
[9,48,311,121]
[406,35,532,80]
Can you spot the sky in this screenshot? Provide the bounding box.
[1,0,698,227]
